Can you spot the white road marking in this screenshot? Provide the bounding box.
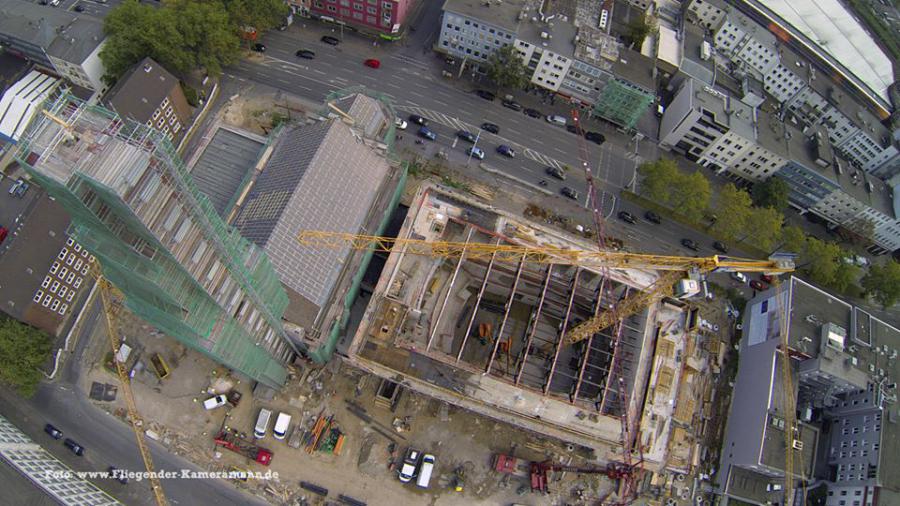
[313,69,326,75]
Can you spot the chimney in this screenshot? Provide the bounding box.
[143,63,153,73]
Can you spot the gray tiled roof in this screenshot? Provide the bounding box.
[190,127,265,218]
[235,120,391,313]
[0,0,105,64]
[106,58,179,124]
[334,94,387,140]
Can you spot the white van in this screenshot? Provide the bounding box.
[546,115,567,126]
[273,412,292,440]
[416,454,435,488]
[254,408,272,439]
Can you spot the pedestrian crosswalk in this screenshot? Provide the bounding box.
[523,148,564,170]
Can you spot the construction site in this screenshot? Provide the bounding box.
[330,181,740,482]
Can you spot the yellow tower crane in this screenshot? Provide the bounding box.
[95,265,170,506]
[296,230,794,346]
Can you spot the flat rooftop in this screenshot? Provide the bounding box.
[442,0,531,32]
[517,17,578,57]
[348,183,671,458]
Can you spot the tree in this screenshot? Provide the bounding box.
[485,44,529,91]
[222,0,288,32]
[637,159,680,204]
[670,171,711,223]
[741,206,784,252]
[861,261,900,308]
[0,319,53,397]
[624,13,655,50]
[802,238,842,286]
[752,177,790,213]
[832,261,861,295]
[711,184,753,242]
[101,0,243,83]
[778,225,807,255]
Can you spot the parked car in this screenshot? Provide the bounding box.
[408,114,428,126]
[561,187,578,200]
[618,211,637,224]
[252,43,266,53]
[546,115,567,126]
[394,118,407,130]
[585,132,605,145]
[399,448,421,483]
[73,4,84,12]
[0,226,8,245]
[496,145,515,157]
[321,35,340,45]
[364,58,381,69]
[44,423,63,440]
[418,127,436,140]
[681,238,700,251]
[456,130,476,143]
[644,211,661,224]
[296,49,315,59]
[545,166,565,180]
[731,272,748,284]
[566,124,579,134]
[14,182,29,198]
[760,274,775,284]
[713,241,728,254]
[523,108,542,118]
[475,90,495,101]
[203,395,228,410]
[64,438,85,456]
[501,99,522,111]
[108,466,128,485]
[467,146,485,160]
[480,122,499,134]
[750,280,768,291]
[8,179,22,195]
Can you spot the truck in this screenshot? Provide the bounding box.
[214,431,273,466]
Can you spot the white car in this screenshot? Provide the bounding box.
[467,146,485,160]
[398,448,420,483]
[730,272,748,284]
[395,118,408,130]
[203,395,227,410]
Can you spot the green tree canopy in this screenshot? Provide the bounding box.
[711,184,753,242]
[624,13,656,50]
[637,158,679,204]
[752,177,790,213]
[0,319,53,397]
[222,0,288,31]
[741,206,784,253]
[802,238,843,287]
[671,171,711,223]
[861,261,900,308]
[779,225,807,255]
[485,44,529,91]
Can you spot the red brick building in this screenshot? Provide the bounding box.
[310,0,415,36]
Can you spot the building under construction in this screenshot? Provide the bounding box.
[347,183,700,466]
[15,94,297,387]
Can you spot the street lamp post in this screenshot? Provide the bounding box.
[466,128,482,166]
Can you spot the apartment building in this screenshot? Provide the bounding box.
[309,0,415,36]
[514,21,576,92]
[0,0,107,94]
[16,94,296,388]
[437,0,523,63]
[104,58,192,146]
[717,277,899,506]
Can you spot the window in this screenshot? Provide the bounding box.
[33,291,44,303]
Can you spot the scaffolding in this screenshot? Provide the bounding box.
[15,94,293,387]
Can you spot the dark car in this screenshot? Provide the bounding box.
[545,166,566,180]
[760,274,775,284]
[566,124,579,134]
[523,108,542,118]
[618,211,637,224]
[296,49,315,59]
[644,211,661,224]
[750,280,768,291]
[585,132,605,145]
[418,127,436,140]
[108,467,128,485]
[44,424,63,440]
[252,43,266,53]
[456,130,476,143]
[408,114,428,126]
[480,122,499,134]
[14,182,29,198]
[501,99,522,111]
[561,187,579,200]
[475,90,496,101]
[681,238,700,251]
[0,226,7,245]
[321,35,340,45]
[64,438,85,456]
[73,4,84,11]
[713,241,729,254]
[496,144,515,157]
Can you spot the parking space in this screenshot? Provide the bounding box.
[0,174,36,255]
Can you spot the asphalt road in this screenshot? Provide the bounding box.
[0,300,267,506]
